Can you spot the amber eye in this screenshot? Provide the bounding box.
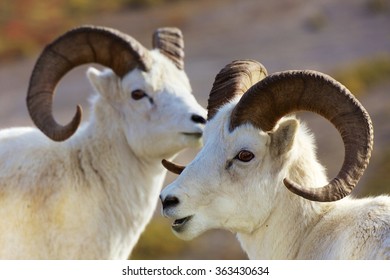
[235,150,255,162]
[131,89,146,100]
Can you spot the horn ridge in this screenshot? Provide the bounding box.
[207,59,268,120]
[153,27,184,70]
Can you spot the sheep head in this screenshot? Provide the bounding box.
[160,59,373,240]
[27,25,205,151]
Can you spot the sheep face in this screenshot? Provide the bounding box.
[160,103,299,240]
[87,50,206,159]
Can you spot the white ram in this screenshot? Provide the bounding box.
[0,26,206,259]
[160,60,390,259]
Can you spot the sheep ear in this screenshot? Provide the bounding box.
[269,119,299,156]
[87,67,118,98]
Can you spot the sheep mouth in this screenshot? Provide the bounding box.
[181,132,202,138]
[172,216,192,232]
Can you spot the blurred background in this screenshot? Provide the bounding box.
[0,0,389,259]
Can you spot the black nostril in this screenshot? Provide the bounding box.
[191,114,206,124]
[162,195,180,209]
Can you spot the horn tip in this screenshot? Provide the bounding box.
[51,104,83,142]
[161,159,185,175]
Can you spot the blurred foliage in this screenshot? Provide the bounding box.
[365,0,390,14]
[304,11,328,32]
[130,216,188,259]
[332,53,390,97]
[360,147,390,197]
[0,0,184,62]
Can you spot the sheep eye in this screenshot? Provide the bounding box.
[235,150,254,162]
[131,89,146,100]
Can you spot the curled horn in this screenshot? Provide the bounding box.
[162,159,185,175]
[27,25,153,142]
[207,60,267,120]
[153,27,184,70]
[229,69,374,202]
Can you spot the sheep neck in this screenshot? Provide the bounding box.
[66,109,169,259]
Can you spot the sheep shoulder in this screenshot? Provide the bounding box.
[298,196,390,259]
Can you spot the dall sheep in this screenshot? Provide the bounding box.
[160,60,390,259]
[0,26,206,259]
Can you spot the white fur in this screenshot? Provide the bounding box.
[0,50,206,259]
[161,101,390,260]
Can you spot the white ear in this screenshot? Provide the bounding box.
[86,67,119,98]
[270,119,299,156]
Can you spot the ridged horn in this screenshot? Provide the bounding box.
[162,159,185,175]
[153,27,184,70]
[27,25,153,142]
[207,60,267,120]
[230,70,373,202]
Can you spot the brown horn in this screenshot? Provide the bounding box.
[207,60,267,120]
[230,70,373,202]
[162,159,185,175]
[153,27,184,70]
[27,25,153,142]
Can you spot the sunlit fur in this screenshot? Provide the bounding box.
[0,50,206,259]
[161,100,390,259]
